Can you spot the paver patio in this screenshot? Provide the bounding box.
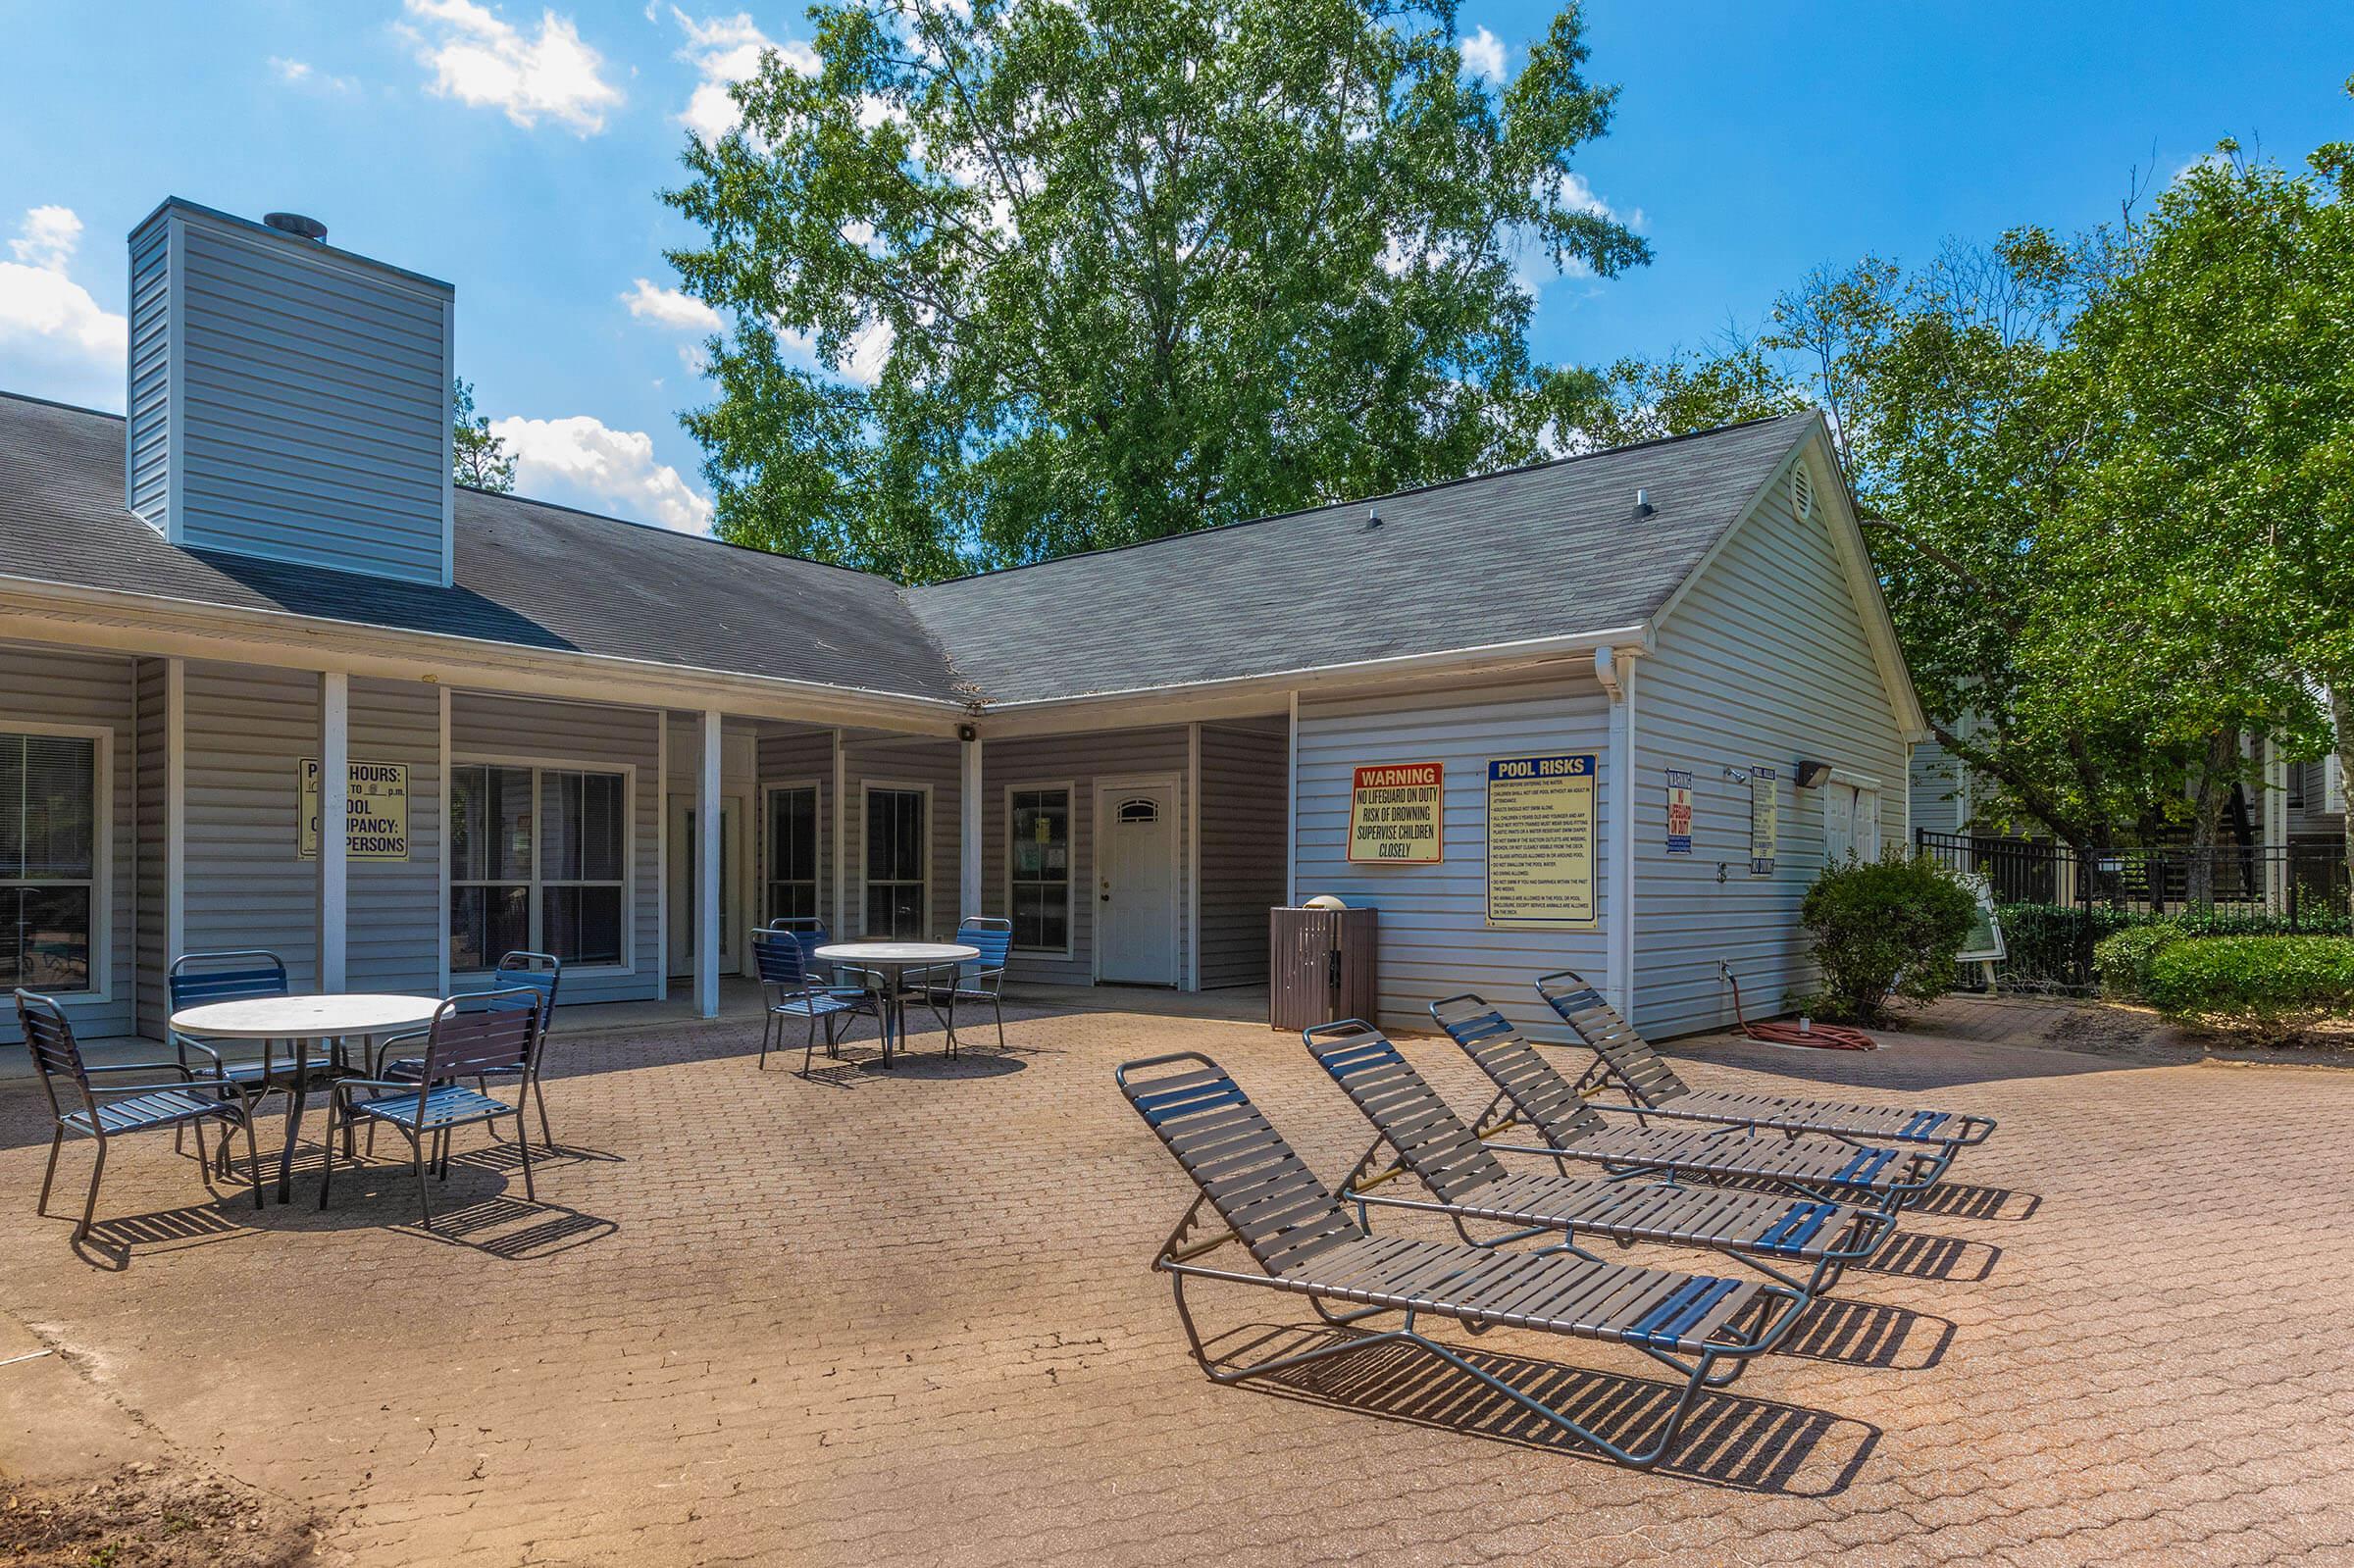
[4,997,2354,1567]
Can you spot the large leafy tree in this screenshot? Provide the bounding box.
[665,0,1645,580]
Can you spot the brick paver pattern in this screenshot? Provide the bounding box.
[3,1001,2353,1567]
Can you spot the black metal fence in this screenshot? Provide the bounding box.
[1914,830,2353,992]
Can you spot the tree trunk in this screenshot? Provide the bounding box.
[2184,730,2237,906]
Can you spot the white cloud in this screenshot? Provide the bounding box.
[269,56,356,92]
[488,414,713,532]
[671,8,817,142]
[621,277,722,332]
[0,205,128,411]
[776,317,892,387]
[403,0,623,134]
[1459,27,1506,83]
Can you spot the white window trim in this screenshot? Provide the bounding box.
[858,779,933,939]
[760,779,824,928]
[448,752,638,978]
[1002,778,1076,959]
[0,720,113,1005]
[1090,771,1183,986]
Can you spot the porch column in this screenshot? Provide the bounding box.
[318,670,348,992]
[2263,736,2287,911]
[1596,646,1636,1024]
[696,708,722,1019]
[832,728,847,936]
[959,731,983,923]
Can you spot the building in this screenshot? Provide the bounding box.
[0,198,1926,1047]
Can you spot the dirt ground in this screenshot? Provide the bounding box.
[0,1462,313,1568]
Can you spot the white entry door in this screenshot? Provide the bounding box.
[1097,783,1177,986]
[668,793,745,979]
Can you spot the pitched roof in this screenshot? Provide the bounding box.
[0,391,965,702]
[0,390,1819,710]
[906,413,1817,703]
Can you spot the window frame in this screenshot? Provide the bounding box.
[1002,780,1075,959]
[761,779,824,928]
[448,753,636,977]
[858,779,932,940]
[0,721,111,1003]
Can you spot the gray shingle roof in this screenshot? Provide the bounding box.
[0,390,1816,710]
[906,413,1816,703]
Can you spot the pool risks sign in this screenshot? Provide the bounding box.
[1485,752,1597,930]
[299,759,411,861]
[1348,762,1444,864]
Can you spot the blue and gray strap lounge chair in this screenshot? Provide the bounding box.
[1116,1050,1808,1469]
[1535,969,1995,1186]
[1431,996,1942,1214]
[1304,1022,1891,1302]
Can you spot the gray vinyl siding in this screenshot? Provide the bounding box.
[346,679,441,994]
[1294,672,1612,1040]
[181,662,322,989]
[1198,724,1287,988]
[0,646,136,1043]
[2286,759,2342,839]
[978,727,1192,986]
[844,733,962,942]
[1632,447,1909,1038]
[450,693,660,1004]
[133,659,168,1036]
[756,729,837,928]
[1910,735,1968,838]
[133,203,452,583]
[126,218,172,527]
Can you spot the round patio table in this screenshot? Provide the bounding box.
[167,993,444,1202]
[813,942,979,1067]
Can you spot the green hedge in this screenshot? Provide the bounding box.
[2142,936,2354,1037]
[1993,903,2354,990]
[2091,925,2182,997]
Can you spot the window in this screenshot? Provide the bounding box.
[766,784,819,923]
[1008,787,1070,953]
[1117,797,1159,824]
[451,762,627,972]
[0,733,98,993]
[863,786,927,938]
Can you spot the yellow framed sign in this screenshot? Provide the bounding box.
[1484,752,1597,930]
[1347,762,1445,864]
[300,758,411,860]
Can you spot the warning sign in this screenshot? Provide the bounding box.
[1750,766,1778,876]
[300,759,411,861]
[1348,762,1444,864]
[1485,753,1597,930]
[1665,769,1694,854]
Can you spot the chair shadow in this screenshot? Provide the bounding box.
[1855,1230,2001,1284]
[216,1138,624,1259]
[69,1197,261,1272]
[790,1040,1035,1087]
[1773,1296,1954,1372]
[1215,1323,1878,1494]
[1906,1183,2039,1223]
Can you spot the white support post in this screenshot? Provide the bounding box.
[696,708,722,1019]
[832,728,847,937]
[959,732,984,923]
[1285,690,1300,908]
[436,684,451,996]
[654,711,669,1001]
[318,670,348,992]
[164,658,185,970]
[1187,722,1202,992]
[1595,646,1636,1024]
[2264,736,2288,912]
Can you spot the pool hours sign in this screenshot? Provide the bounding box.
[1347,762,1445,864]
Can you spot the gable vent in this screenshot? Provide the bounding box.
[1791,464,1815,521]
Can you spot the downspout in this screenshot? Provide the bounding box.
[1596,646,1637,1023]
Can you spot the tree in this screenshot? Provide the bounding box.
[1561,335,1808,451]
[664,0,1646,581]
[452,377,517,493]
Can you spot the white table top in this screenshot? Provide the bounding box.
[814,942,981,967]
[168,993,444,1039]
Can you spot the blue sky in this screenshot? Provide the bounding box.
[1,2,2346,533]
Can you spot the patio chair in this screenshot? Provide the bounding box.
[915,916,1011,1055]
[1430,995,1943,1214]
[1534,969,1995,1183]
[16,988,262,1240]
[169,949,341,1164]
[1303,1021,1891,1303]
[373,952,562,1150]
[1115,1050,1807,1469]
[751,927,881,1071]
[319,990,542,1231]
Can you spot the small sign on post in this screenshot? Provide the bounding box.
[1665,769,1693,854]
[300,758,411,861]
[1347,762,1444,864]
[1749,766,1778,877]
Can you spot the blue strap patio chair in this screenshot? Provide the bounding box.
[15,988,261,1241]
[168,950,343,1153]
[916,917,1012,1056]
[752,926,880,1072]
[374,952,561,1150]
[320,989,543,1231]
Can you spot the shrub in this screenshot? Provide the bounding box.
[1801,852,1980,1024]
[2091,923,2183,998]
[1995,903,2148,986]
[2142,936,2354,1038]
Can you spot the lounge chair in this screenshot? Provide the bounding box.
[1431,995,1942,1214]
[1536,969,1995,1184]
[1304,1021,1892,1302]
[1115,1050,1808,1469]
